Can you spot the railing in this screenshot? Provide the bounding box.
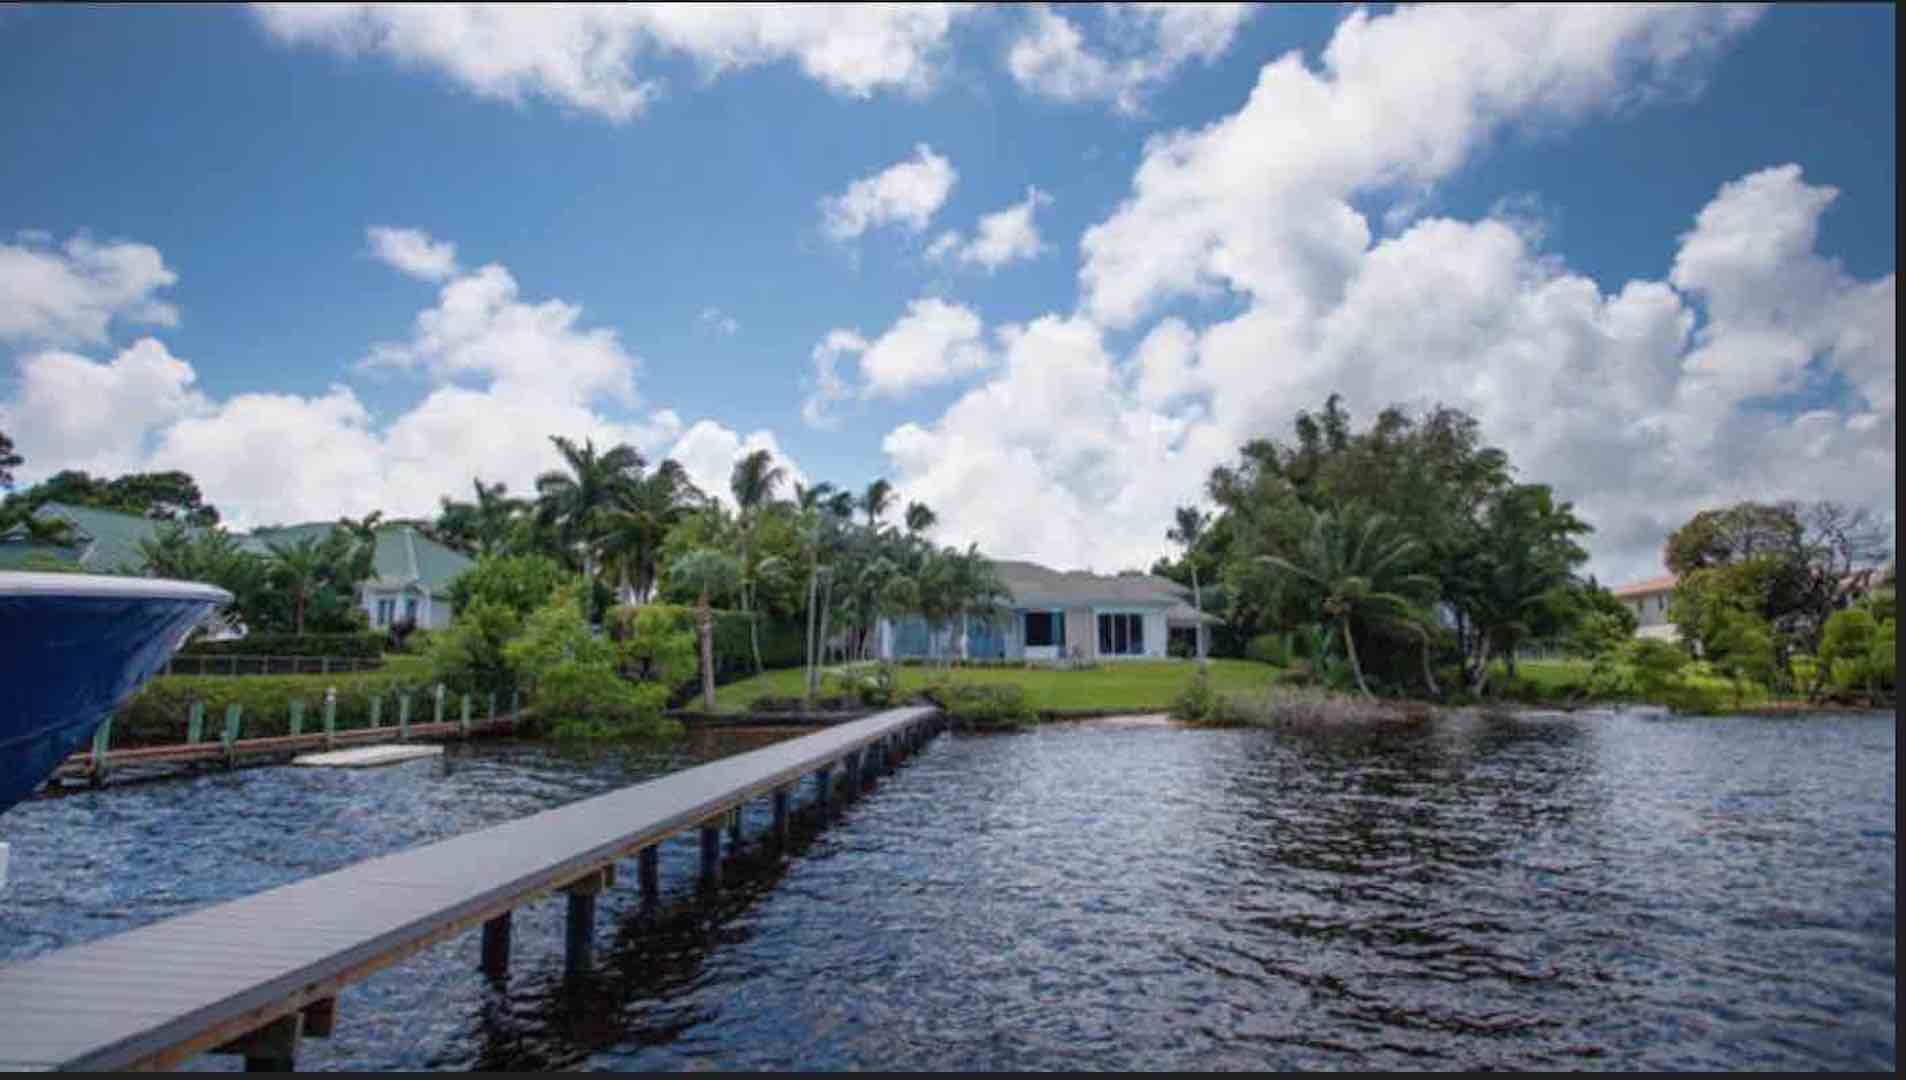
[163,654,386,677]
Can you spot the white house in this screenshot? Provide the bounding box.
[1613,574,1681,642]
[875,559,1218,663]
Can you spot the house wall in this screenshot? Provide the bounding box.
[360,588,452,631]
[1623,589,1674,629]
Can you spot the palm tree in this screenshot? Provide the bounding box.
[667,548,741,712]
[1257,508,1435,698]
[534,436,645,586]
[861,478,895,530]
[948,545,1009,665]
[1167,505,1211,667]
[599,459,701,604]
[730,449,787,673]
[266,535,329,635]
[904,501,937,537]
[337,510,384,582]
[0,505,79,548]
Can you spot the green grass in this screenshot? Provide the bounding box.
[710,658,1279,715]
[1491,658,1595,694]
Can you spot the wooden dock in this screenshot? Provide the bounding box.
[0,704,941,1071]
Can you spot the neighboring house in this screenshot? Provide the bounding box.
[1612,574,1680,642]
[0,503,472,632]
[0,501,185,573]
[247,522,472,631]
[875,559,1218,663]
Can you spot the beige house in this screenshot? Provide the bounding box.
[1613,574,1681,642]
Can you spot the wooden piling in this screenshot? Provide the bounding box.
[772,786,791,848]
[480,912,511,978]
[638,844,660,904]
[89,718,112,787]
[699,823,722,889]
[222,705,242,769]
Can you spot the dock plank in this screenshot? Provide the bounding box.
[0,705,937,1070]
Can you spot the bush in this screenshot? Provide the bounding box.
[606,604,805,679]
[179,632,385,658]
[423,598,521,696]
[539,669,677,740]
[1245,632,1292,667]
[1170,670,1246,725]
[825,661,899,707]
[447,554,572,620]
[1275,661,1315,687]
[919,682,1037,729]
[617,605,697,687]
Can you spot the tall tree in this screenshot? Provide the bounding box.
[1257,508,1437,698]
[666,549,741,712]
[534,436,645,587]
[600,459,701,604]
[861,478,895,530]
[904,500,937,537]
[265,536,329,635]
[730,448,787,673]
[1167,505,1211,666]
[0,430,21,490]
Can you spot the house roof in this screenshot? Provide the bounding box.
[249,522,472,596]
[990,559,1198,610]
[1612,574,1678,597]
[0,501,186,573]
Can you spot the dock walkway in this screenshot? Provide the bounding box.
[0,704,940,1070]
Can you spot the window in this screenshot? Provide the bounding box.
[375,597,395,627]
[404,595,419,622]
[1024,611,1056,647]
[1097,613,1145,656]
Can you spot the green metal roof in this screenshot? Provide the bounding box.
[0,502,183,573]
[248,522,473,597]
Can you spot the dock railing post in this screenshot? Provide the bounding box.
[369,695,383,734]
[222,704,242,768]
[460,693,472,738]
[89,717,112,788]
[398,692,410,740]
[289,699,304,738]
[434,684,446,727]
[187,700,205,744]
[323,688,338,750]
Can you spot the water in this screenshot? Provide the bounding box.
[0,710,1894,1070]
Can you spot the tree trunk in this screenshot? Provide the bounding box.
[1505,646,1519,681]
[1419,627,1440,698]
[1468,634,1493,696]
[697,592,716,712]
[803,564,819,706]
[1343,620,1374,699]
[294,590,305,635]
[815,573,834,685]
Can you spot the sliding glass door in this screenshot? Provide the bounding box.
[1097,613,1145,656]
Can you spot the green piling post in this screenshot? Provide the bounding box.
[323,690,338,750]
[434,684,446,727]
[487,692,497,724]
[90,717,112,787]
[222,704,242,768]
[289,699,305,737]
[399,694,411,740]
[187,701,205,744]
[510,688,520,722]
[460,694,472,738]
[370,695,384,733]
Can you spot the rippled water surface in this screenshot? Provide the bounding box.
[1,710,1895,1070]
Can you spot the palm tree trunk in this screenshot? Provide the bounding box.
[1192,566,1206,668]
[1342,620,1373,698]
[803,564,819,705]
[1468,634,1493,695]
[294,589,306,635]
[697,592,716,712]
[815,573,834,683]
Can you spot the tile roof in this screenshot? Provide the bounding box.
[1612,574,1678,597]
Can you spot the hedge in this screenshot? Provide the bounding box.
[111,670,500,747]
[179,632,387,659]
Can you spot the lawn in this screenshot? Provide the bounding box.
[1491,657,1595,694]
[710,658,1279,715]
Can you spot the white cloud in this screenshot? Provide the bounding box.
[819,144,957,242]
[885,4,1891,586]
[698,306,740,335]
[1078,2,1765,329]
[926,186,1052,271]
[1007,3,1254,115]
[0,233,180,346]
[801,298,989,427]
[366,225,459,281]
[252,3,971,122]
[666,420,805,510]
[0,235,768,532]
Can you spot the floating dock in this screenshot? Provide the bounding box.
[291,744,444,768]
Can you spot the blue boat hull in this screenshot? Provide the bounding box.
[1,575,229,813]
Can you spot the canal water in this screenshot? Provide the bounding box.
[0,710,1894,1070]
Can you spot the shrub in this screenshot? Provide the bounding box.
[920,682,1037,729]
[617,605,697,687]
[179,632,385,658]
[605,604,805,678]
[447,554,572,620]
[748,693,856,713]
[824,661,899,707]
[1276,661,1315,687]
[1245,632,1291,667]
[423,598,521,696]
[1170,670,1246,725]
[539,669,677,740]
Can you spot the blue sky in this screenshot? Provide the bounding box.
[0,4,1894,582]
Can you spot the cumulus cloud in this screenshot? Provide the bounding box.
[926,186,1053,271]
[0,232,180,346]
[819,144,957,242]
[366,225,460,281]
[0,233,785,532]
[884,4,1891,585]
[252,3,970,122]
[801,298,989,427]
[666,420,806,510]
[1007,2,1254,114]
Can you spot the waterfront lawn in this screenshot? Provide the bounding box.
[710,658,1279,715]
[1493,658,1596,695]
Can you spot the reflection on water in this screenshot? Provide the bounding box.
[0,711,1894,1070]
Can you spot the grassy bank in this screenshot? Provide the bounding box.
[711,659,1279,715]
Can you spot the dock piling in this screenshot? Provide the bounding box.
[772,786,791,848]
[398,693,410,740]
[699,823,722,889]
[815,766,832,809]
[638,844,660,905]
[187,701,204,744]
[480,911,512,978]
[89,718,112,788]
[288,700,304,738]
[222,705,242,768]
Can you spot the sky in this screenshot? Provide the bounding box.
[0,3,1894,586]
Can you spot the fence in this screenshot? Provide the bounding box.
[163,655,386,677]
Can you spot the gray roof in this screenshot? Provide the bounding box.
[990,559,1211,620]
